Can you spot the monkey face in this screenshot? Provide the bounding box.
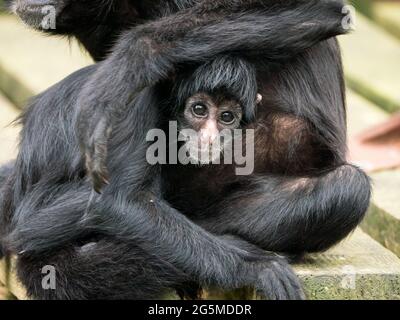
[184,92,243,135]
[179,92,243,164]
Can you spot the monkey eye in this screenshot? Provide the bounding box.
[220,111,235,125]
[192,104,208,118]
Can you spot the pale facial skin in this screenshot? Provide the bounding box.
[180,92,262,164]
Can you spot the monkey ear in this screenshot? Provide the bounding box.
[256,94,263,105]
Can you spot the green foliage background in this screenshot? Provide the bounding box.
[349,0,374,18]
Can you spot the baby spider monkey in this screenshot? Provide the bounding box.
[170,90,262,169]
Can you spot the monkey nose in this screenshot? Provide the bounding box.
[200,121,219,143]
[200,131,219,144]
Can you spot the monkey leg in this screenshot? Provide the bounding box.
[197,164,371,254]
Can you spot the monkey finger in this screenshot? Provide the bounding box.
[85,117,112,193]
[255,259,305,300]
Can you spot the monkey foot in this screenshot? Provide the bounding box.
[348,114,400,173]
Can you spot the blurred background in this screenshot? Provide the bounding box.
[0,0,399,300]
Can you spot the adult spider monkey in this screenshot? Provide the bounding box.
[9,0,370,249]
[1,57,306,300]
[11,0,355,191]
[1,0,371,299]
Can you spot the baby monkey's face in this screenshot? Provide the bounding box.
[180,92,243,164]
[183,92,243,144]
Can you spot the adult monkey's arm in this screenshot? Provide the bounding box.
[75,0,349,192]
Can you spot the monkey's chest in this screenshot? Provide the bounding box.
[161,164,237,216]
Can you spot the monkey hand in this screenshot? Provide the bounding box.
[253,257,305,300]
[223,236,305,300]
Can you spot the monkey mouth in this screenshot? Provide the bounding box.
[12,1,63,30]
[184,143,225,165]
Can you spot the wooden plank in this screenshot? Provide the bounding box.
[339,14,400,113]
[346,92,400,257]
[346,90,389,137]
[0,258,28,300]
[199,230,400,300]
[362,171,400,257]
[0,14,92,108]
[3,229,400,300]
[296,229,400,300]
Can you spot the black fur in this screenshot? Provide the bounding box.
[1,62,305,300]
[0,0,371,300]
[0,162,13,186]
[163,39,371,255]
[75,0,352,191]
[1,47,371,299]
[10,0,353,190]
